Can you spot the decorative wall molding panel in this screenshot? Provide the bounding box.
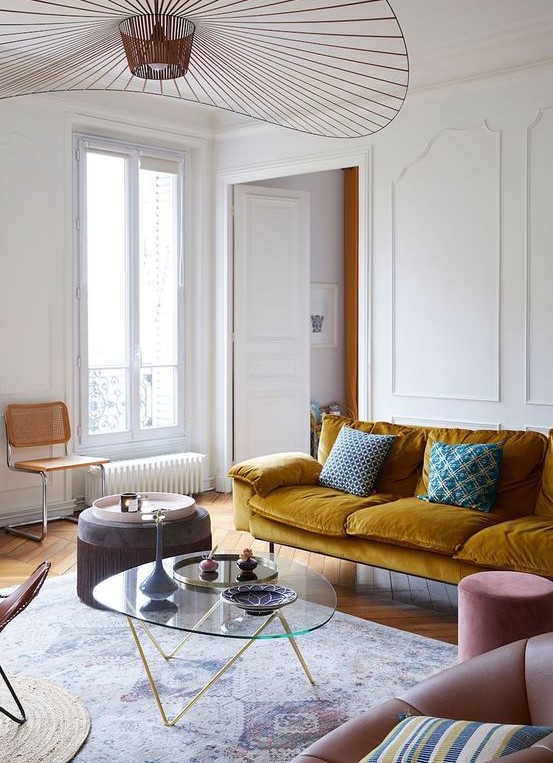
[391,123,501,403]
[391,416,501,431]
[526,425,550,436]
[0,133,57,397]
[526,107,553,405]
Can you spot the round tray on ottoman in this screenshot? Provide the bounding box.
[77,498,212,608]
[92,493,197,523]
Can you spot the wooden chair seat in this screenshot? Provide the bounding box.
[13,454,109,473]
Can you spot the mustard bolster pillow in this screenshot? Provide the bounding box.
[228,452,322,497]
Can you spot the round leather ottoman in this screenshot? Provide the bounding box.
[77,505,212,607]
[458,570,553,661]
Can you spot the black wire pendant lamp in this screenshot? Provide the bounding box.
[0,0,409,138]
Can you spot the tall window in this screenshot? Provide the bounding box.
[75,135,186,450]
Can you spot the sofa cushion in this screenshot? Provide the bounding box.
[247,485,390,537]
[418,441,503,513]
[359,715,553,763]
[317,414,374,463]
[455,516,553,577]
[346,497,501,555]
[317,416,427,496]
[227,452,322,497]
[318,427,395,497]
[371,422,428,496]
[416,428,548,515]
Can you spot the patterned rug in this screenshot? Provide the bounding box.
[2,574,457,763]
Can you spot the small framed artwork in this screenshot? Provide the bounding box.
[310,283,338,348]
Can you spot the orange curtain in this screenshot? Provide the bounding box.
[343,167,359,419]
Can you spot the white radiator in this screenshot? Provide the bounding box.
[85,452,206,505]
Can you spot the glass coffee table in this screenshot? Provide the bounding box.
[93,551,337,726]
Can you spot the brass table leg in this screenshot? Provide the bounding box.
[126,606,316,726]
[277,610,315,685]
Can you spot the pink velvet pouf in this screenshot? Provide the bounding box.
[457,570,553,661]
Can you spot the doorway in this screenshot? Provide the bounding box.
[233,170,349,463]
[232,183,311,463]
[214,148,370,492]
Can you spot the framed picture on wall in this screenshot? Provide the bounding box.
[310,283,338,348]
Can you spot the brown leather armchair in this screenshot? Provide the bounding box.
[291,632,553,763]
[0,561,51,723]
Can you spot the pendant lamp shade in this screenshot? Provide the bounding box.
[0,0,409,138]
[119,15,195,81]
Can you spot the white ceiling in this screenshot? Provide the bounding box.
[394,0,553,90]
[211,0,553,132]
[31,0,553,135]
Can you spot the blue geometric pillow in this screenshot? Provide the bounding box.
[359,715,553,763]
[318,426,395,497]
[418,441,504,513]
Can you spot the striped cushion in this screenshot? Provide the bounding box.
[359,716,553,762]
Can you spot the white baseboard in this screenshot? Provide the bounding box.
[0,499,77,528]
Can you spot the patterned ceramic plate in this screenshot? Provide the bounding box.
[221,583,297,611]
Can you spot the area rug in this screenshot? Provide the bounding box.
[0,675,90,763]
[1,574,457,763]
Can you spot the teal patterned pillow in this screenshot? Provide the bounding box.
[359,716,553,763]
[418,441,503,513]
[318,426,395,497]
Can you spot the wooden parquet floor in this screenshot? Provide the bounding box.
[0,491,458,645]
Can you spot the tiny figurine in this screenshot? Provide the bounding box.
[199,545,219,572]
[236,548,258,572]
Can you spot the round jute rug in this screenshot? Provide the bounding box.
[0,675,90,763]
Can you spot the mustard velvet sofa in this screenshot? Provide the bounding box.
[228,416,553,585]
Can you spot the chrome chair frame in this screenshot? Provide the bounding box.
[4,402,108,542]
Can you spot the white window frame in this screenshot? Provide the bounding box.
[74,133,188,456]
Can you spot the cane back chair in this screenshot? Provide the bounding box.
[0,560,51,723]
[4,402,109,542]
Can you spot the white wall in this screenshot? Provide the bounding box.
[215,63,553,439]
[250,171,345,408]
[0,98,71,521]
[3,59,553,522]
[0,93,215,525]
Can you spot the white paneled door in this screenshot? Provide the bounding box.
[233,184,311,462]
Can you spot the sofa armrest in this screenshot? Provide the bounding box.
[399,637,530,724]
[290,698,420,763]
[232,479,256,532]
[290,706,553,763]
[228,452,322,497]
[291,638,539,763]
